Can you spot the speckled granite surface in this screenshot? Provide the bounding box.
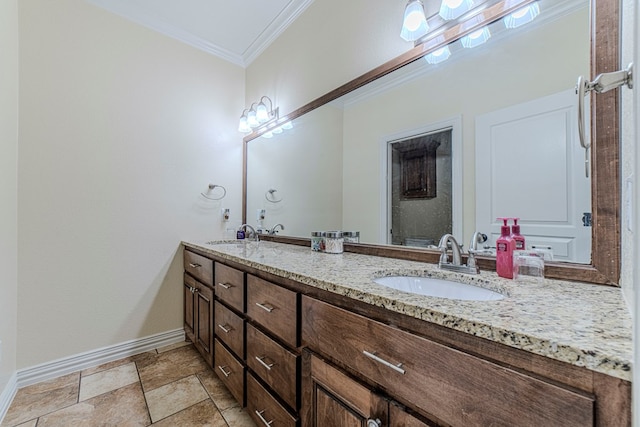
[183,240,632,381]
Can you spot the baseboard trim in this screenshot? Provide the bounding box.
[16,328,185,388]
[0,372,17,425]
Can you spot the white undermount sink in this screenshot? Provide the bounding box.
[373,276,504,301]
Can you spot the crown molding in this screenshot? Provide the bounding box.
[85,0,314,68]
[243,0,315,66]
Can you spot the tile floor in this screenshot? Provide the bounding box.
[1,342,257,427]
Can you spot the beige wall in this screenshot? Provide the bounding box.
[0,0,19,397]
[17,0,244,368]
[245,0,409,115]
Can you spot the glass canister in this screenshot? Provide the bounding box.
[311,231,325,252]
[324,231,344,254]
[343,231,360,244]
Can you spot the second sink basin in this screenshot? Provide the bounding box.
[373,276,504,301]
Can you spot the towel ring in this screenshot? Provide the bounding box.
[201,184,226,201]
[265,188,282,203]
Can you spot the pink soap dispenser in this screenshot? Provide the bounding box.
[496,218,515,279]
[510,218,526,251]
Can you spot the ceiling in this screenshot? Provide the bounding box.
[85,0,315,67]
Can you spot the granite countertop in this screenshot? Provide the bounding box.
[182,239,632,381]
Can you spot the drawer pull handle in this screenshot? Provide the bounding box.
[218,282,233,289]
[255,355,274,370]
[367,419,382,427]
[188,263,201,268]
[218,324,232,333]
[255,302,274,313]
[255,410,274,426]
[217,365,232,378]
[189,287,199,294]
[363,350,405,375]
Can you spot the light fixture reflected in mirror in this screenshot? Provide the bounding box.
[425,45,451,64]
[460,26,491,48]
[439,0,474,20]
[504,2,539,28]
[400,0,429,41]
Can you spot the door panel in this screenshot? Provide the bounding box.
[476,89,591,263]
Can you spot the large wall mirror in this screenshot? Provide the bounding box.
[243,0,621,286]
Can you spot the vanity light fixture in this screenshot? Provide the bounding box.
[237,109,251,133]
[460,26,491,48]
[439,0,474,21]
[425,45,451,64]
[247,105,259,128]
[238,96,279,134]
[400,0,429,41]
[503,2,539,29]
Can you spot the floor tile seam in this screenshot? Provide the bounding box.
[134,353,154,426]
[145,395,212,425]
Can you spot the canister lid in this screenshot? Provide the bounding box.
[324,231,343,238]
[343,231,360,237]
[311,231,324,237]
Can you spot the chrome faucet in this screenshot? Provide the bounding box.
[238,224,259,241]
[437,234,479,274]
[467,232,488,270]
[269,223,284,235]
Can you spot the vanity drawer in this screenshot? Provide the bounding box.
[247,373,298,427]
[214,339,245,406]
[246,323,298,410]
[247,275,298,348]
[215,263,245,312]
[184,250,213,286]
[301,296,594,427]
[214,301,244,359]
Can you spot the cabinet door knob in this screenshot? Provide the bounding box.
[367,418,382,427]
[217,365,231,377]
[255,409,274,427]
[218,324,232,334]
[218,282,233,289]
[255,302,274,313]
[188,263,201,268]
[255,355,274,370]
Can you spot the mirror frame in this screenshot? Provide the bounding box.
[242,0,620,286]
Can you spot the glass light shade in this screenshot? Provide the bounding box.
[425,46,451,64]
[272,126,283,134]
[238,115,251,133]
[262,131,273,139]
[400,0,429,42]
[256,102,269,123]
[281,121,293,130]
[461,26,491,48]
[247,109,259,128]
[504,3,539,29]
[439,0,474,21]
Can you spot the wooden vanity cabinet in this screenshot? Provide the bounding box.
[182,246,629,426]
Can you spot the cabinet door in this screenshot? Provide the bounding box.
[183,275,195,342]
[194,283,214,367]
[302,350,387,427]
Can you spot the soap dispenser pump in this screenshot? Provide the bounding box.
[510,218,525,251]
[496,218,515,279]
